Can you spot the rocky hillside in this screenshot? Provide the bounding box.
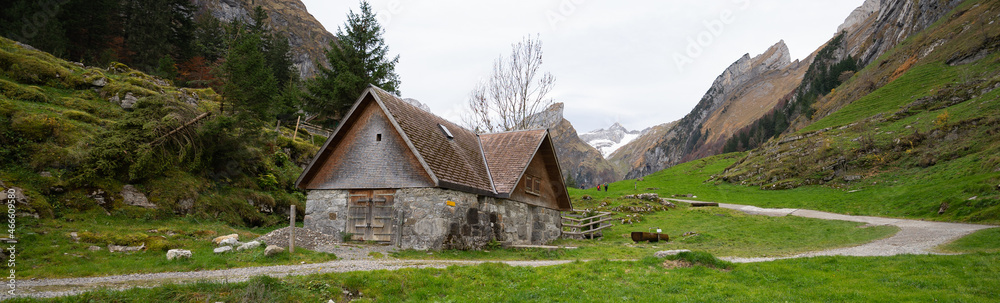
[622,0,966,180]
[622,41,811,179]
[579,123,641,158]
[717,0,1000,221]
[526,103,618,187]
[193,0,335,79]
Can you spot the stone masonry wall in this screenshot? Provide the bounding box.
[303,188,562,250]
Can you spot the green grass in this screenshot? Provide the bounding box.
[582,151,1000,223]
[19,212,336,279]
[15,253,1000,302]
[394,198,897,260]
[939,228,1000,253]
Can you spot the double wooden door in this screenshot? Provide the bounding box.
[346,189,395,242]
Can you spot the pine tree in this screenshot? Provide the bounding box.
[308,0,400,122]
[220,21,279,125]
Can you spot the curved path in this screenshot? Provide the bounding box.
[8,202,996,299]
[671,200,996,263]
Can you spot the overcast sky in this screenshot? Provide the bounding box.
[299,0,864,132]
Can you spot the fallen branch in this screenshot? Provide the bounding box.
[151,112,212,146]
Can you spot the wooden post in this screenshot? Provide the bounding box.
[292,116,301,141]
[289,205,295,254]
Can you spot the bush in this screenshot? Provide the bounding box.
[0,79,49,103]
[63,110,101,125]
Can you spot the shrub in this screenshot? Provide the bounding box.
[11,114,61,141]
[0,79,49,103]
[63,110,101,125]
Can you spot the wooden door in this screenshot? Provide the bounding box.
[346,189,396,242]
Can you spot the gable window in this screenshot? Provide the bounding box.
[525,175,542,196]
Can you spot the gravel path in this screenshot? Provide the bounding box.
[7,259,574,299]
[670,199,997,263]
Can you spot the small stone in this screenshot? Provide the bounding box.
[214,246,232,254]
[166,249,192,260]
[264,245,284,257]
[39,171,53,178]
[120,92,138,110]
[212,234,239,245]
[236,241,261,251]
[88,246,101,251]
[91,77,108,87]
[69,232,79,242]
[220,237,241,247]
[654,250,691,258]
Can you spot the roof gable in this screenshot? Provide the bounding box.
[296,97,434,190]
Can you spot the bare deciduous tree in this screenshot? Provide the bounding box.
[464,35,555,133]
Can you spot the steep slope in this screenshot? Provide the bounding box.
[718,0,1000,221]
[623,41,811,179]
[193,0,335,79]
[580,123,641,158]
[525,103,618,187]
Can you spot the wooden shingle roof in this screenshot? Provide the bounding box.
[373,88,496,195]
[479,130,547,194]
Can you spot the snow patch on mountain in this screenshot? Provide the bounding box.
[580,123,641,158]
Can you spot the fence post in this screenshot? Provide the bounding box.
[290,205,295,254]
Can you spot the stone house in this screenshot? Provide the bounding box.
[295,85,572,250]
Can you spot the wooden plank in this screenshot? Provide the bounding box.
[562,217,617,228]
[689,202,719,207]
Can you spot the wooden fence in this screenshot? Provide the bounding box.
[561,210,614,239]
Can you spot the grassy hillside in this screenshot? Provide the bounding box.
[703,1,1000,222]
[0,35,331,277]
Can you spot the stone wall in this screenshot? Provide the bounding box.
[303,188,562,250]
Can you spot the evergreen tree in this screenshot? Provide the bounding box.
[220,21,279,124]
[308,0,400,122]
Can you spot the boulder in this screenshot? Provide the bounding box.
[219,237,241,247]
[212,234,239,245]
[264,245,284,257]
[214,246,232,254]
[236,241,261,251]
[121,185,156,209]
[120,92,138,110]
[654,250,691,258]
[91,77,108,87]
[166,249,192,260]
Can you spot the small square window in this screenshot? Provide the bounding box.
[525,175,542,196]
[376,134,382,141]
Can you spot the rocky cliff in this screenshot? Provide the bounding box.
[622,41,811,179]
[193,0,335,79]
[525,103,618,187]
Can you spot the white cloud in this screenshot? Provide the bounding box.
[300,0,864,132]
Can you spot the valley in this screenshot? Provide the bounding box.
[1,0,999,301]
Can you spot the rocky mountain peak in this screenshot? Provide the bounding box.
[580,122,642,158]
[837,0,880,34]
[524,102,565,129]
[717,40,792,93]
